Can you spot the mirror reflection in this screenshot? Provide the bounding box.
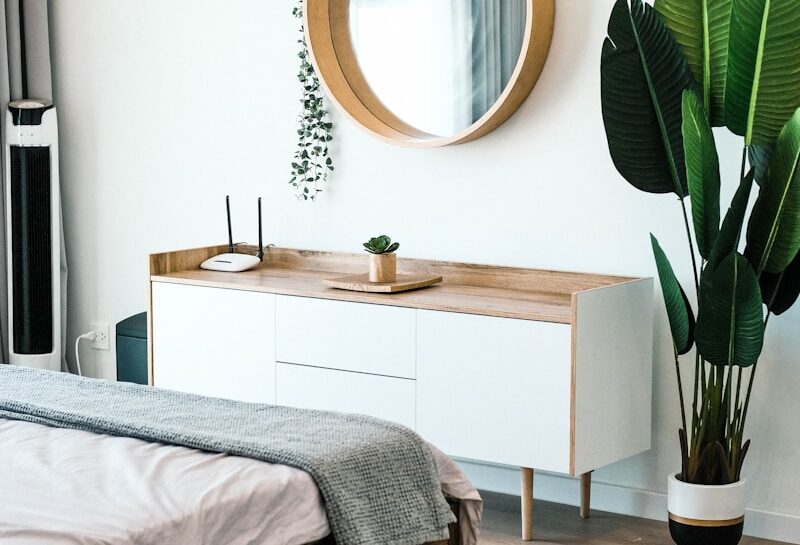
[349,0,527,138]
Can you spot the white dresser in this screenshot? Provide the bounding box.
[148,245,653,539]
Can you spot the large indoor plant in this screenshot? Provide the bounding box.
[600,1,800,544]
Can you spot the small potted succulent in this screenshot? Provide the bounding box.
[364,235,399,283]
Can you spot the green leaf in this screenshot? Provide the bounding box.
[683,90,721,259]
[364,235,395,254]
[724,0,800,145]
[654,0,732,126]
[696,253,764,367]
[375,236,391,251]
[707,170,754,272]
[651,234,696,355]
[745,108,800,274]
[760,250,800,314]
[601,0,697,196]
[748,144,773,186]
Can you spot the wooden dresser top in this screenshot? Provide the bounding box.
[149,246,641,324]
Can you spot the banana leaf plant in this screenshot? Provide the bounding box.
[601,0,800,485]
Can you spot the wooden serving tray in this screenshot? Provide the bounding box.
[324,273,443,293]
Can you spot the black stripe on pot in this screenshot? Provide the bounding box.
[668,513,744,545]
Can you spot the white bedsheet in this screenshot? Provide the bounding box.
[0,418,480,545]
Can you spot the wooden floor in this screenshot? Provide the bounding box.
[479,491,786,545]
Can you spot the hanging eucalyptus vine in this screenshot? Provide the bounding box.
[290,2,334,200]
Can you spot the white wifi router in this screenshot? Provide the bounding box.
[200,196,264,273]
[200,252,261,272]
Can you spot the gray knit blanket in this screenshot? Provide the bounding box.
[0,366,454,545]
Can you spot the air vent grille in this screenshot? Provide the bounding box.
[10,145,52,355]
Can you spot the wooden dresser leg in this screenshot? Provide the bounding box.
[580,471,592,519]
[521,467,534,541]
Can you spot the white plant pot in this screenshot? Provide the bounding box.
[668,473,746,545]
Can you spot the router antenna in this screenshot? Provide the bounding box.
[257,197,264,261]
[226,195,234,253]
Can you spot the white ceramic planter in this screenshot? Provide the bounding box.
[668,473,746,545]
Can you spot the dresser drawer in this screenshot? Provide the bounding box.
[151,282,275,403]
[416,310,572,473]
[276,363,416,429]
[275,296,416,379]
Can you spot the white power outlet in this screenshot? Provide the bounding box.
[90,322,110,350]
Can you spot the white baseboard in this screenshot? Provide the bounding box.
[456,460,800,544]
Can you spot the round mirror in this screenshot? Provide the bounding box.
[304,0,554,147]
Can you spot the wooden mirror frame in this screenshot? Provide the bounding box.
[304,0,555,148]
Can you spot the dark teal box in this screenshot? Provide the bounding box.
[116,312,147,385]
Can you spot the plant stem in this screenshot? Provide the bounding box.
[739,271,782,435]
[720,145,752,461]
[679,198,701,292]
[701,0,711,114]
[734,366,743,423]
[732,146,749,250]
[739,359,759,439]
[674,348,688,438]
[692,352,700,425]
[676,184,703,479]
[724,362,735,443]
[738,242,784,431]
[699,355,707,408]
[740,312,771,436]
[739,146,748,185]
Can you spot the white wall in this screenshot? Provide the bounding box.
[49,1,800,542]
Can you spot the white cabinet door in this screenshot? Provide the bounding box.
[417,310,572,473]
[151,282,275,403]
[276,363,416,429]
[275,296,416,379]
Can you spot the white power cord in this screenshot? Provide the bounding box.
[74,331,95,376]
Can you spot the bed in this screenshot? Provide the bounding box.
[0,368,481,545]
